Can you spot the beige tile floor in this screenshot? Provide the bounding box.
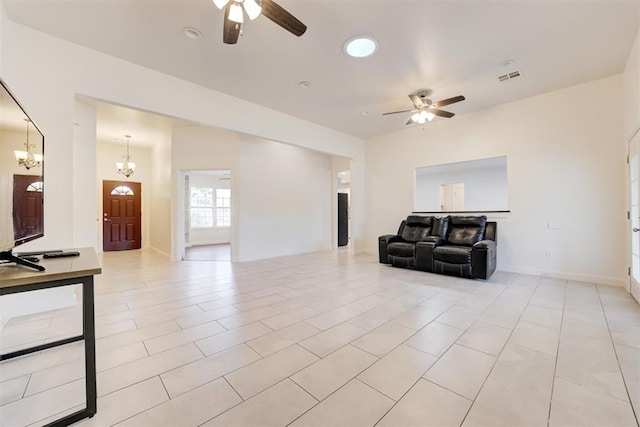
[1,249,639,426]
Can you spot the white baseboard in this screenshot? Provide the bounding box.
[498,264,627,288]
[149,246,171,258]
[188,241,231,246]
[631,280,640,304]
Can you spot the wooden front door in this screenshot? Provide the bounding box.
[103,180,142,251]
[13,174,43,240]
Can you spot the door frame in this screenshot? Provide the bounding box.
[176,169,236,262]
[629,127,640,303]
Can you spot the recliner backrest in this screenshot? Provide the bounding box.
[396,220,407,237]
[430,216,449,238]
[484,222,497,242]
[401,216,433,242]
[447,215,487,246]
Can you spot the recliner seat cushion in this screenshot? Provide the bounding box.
[433,246,472,264]
[387,242,416,258]
[434,260,473,278]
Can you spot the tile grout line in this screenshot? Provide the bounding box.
[545,279,568,427]
[458,273,540,426]
[596,285,640,426]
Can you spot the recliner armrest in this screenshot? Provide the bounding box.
[423,236,446,244]
[379,234,401,264]
[415,241,438,272]
[379,234,401,245]
[473,240,496,250]
[471,239,497,279]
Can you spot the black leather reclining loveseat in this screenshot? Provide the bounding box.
[379,215,497,280]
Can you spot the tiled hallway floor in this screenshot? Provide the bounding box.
[184,244,231,262]
[1,249,639,426]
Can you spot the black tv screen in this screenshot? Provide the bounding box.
[0,78,44,252]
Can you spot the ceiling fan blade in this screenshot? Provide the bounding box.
[406,118,416,125]
[408,95,425,109]
[261,0,307,37]
[432,95,465,109]
[430,108,455,118]
[223,5,241,44]
[382,109,414,116]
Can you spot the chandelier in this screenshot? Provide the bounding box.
[116,135,136,178]
[14,118,42,170]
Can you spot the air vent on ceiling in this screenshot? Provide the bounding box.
[498,70,522,82]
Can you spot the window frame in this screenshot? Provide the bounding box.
[215,188,231,227]
[190,186,215,229]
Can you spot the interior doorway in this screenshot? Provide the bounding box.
[182,170,232,261]
[336,169,351,248]
[102,180,142,251]
[338,193,349,247]
[440,182,465,211]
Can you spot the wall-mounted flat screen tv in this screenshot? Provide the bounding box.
[0,78,45,270]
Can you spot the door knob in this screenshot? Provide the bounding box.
[104,218,111,222]
[634,227,639,232]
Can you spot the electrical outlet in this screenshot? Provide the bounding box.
[545,251,552,259]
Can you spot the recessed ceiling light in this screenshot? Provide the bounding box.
[183,27,202,40]
[500,59,516,67]
[344,36,378,58]
[298,81,312,88]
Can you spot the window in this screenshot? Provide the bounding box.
[111,185,134,196]
[190,187,214,227]
[216,189,231,227]
[26,181,43,192]
[190,187,231,228]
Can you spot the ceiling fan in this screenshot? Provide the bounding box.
[383,91,465,125]
[213,0,307,45]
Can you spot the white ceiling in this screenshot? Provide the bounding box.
[4,0,639,141]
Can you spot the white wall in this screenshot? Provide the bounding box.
[366,75,626,286]
[237,138,333,261]
[149,123,172,256]
[96,139,152,250]
[73,100,98,248]
[624,29,640,141]
[0,12,366,257]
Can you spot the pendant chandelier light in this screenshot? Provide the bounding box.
[14,118,42,170]
[116,135,136,178]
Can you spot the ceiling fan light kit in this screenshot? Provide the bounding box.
[228,3,244,23]
[242,0,262,20]
[383,91,466,126]
[411,110,435,124]
[214,0,307,44]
